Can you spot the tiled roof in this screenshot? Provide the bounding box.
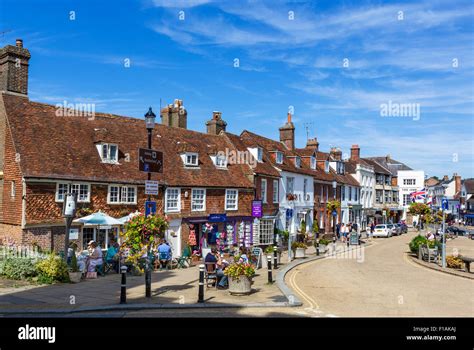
[224,132,280,178]
[362,158,392,175]
[463,179,474,194]
[240,130,316,177]
[366,156,412,176]
[425,177,440,187]
[2,93,254,188]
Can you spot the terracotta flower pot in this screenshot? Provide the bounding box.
[228,275,252,295]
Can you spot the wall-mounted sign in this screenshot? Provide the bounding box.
[63,193,77,218]
[208,213,227,222]
[252,200,263,218]
[69,228,79,240]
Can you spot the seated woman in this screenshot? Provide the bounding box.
[85,241,103,274]
[106,238,120,273]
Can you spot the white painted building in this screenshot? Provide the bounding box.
[278,170,314,235]
[398,170,425,220]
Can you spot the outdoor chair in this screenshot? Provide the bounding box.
[419,244,438,263]
[176,246,192,269]
[204,262,218,289]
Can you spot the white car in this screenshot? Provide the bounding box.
[373,224,392,238]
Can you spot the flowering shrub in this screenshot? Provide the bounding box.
[35,253,70,284]
[326,200,341,212]
[120,213,169,271]
[446,255,463,269]
[224,262,255,279]
[291,242,307,250]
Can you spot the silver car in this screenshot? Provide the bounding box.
[387,224,401,236]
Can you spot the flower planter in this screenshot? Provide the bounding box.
[68,272,82,283]
[318,244,327,254]
[228,275,252,295]
[294,247,306,259]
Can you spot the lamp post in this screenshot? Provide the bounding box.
[144,107,156,298]
[332,181,337,235]
[62,192,77,263]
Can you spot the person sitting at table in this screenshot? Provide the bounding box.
[85,241,103,273]
[157,239,172,270]
[205,247,228,289]
[106,238,120,273]
[238,246,249,264]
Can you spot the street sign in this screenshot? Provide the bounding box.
[145,180,159,195]
[350,232,358,245]
[208,213,227,222]
[139,148,163,173]
[286,209,293,219]
[332,210,337,217]
[69,228,79,240]
[145,201,157,217]
[442,199,449,210]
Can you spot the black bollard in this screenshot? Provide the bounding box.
[273,246,278,269]
[120,265,127,304]
[316,239,320,256]
[267,256,272,283]
[198,264,204,303]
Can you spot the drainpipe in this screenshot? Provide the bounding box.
[21,177,26,228]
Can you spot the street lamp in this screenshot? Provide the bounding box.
[332,181,337,235]
[144,107,156,298]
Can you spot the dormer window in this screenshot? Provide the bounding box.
[99,143,118,163]
[295,157,301,168]
[276,151,283,164]
[214,154,227,168]
[325,160,330,173]
[310,156,316,170]
[257,147,263,162]
[337,161,345,175]
[184,152,198,167]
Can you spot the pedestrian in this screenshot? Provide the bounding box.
[336,223,341,239]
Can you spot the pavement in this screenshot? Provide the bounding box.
[285,230,474,317]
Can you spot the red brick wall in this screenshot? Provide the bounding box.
[2,123,23,225]
[0,223,22,246]
[255,176,279,216]
[25,182,152,225]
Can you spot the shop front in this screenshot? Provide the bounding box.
[183,214,254,257]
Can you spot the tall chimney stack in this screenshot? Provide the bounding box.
[206,111,227,135]
[279,112,295,150]
[0,39,31,95]
[160,98,187,129]
[350,144,360,161]
[330,147,342,161]
[306,137,319,151]
[454,173,461,194]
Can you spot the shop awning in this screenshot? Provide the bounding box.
[465,214,474,218]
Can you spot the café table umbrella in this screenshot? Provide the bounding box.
[73,211,123,248]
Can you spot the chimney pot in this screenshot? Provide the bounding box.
[287,112,292,123]
[16,39,23,48]
[350,144,360,161]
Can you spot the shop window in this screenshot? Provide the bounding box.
[259,219,274,245]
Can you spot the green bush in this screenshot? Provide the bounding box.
[318,239,331,246]
[35,254,70,284]
[0,257,38,280]
[409,235,440,253]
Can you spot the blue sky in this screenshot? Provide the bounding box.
[1,0,473,178]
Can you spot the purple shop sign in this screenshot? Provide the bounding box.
[252,200,263,218]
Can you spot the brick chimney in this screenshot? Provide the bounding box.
[0,39,31,95]
[279,112,295,150]
[454,173,461,194]
[443,175,449,181]
[206,111,227,135]
[350,144,360,161]
[330,147,342,161]
[160,99,187,129]
[306,137,319,151]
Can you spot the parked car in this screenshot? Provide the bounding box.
[373,224,392,238]
[387,224,401,236]
[398,223,408,234]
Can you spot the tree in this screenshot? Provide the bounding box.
[408,203,431,229]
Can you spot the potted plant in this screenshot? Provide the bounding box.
[264,245,281,264]
[316,238,331,253]
[68,243,82,283]
[224,262,255,295]
[291,242,307,258]
[286,193,297,201]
